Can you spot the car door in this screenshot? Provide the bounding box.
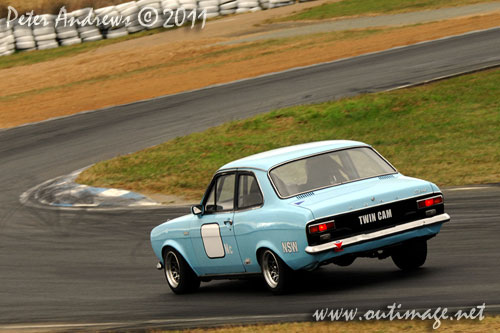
[191,172,245,275]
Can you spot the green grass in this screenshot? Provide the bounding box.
[0,27,167,70]
[278,0,496,21]
[77,68,500,200]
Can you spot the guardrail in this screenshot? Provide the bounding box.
[0,0,312,57]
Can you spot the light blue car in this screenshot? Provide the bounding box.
[151,140,450,294]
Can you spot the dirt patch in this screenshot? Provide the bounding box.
[0,8,499,128]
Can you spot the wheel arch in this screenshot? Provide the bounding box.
[255,240,284,266]
[161,240,201,276]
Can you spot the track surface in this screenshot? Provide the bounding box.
[1,28,500,328]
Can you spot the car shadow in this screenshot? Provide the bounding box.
[190,263,443,296]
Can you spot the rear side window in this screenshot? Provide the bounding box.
[237,174,263,209]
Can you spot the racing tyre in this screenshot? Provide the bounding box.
[260,249,292,294]
[391,239,427,271]
[163,248,200,294]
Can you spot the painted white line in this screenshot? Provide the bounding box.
[0,314,305,330]
[446,187,494,191]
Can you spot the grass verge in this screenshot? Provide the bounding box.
[77,68,500,201]
[276,0,497,21]
[165,317,500,332]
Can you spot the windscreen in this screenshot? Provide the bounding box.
[269,147,396,197]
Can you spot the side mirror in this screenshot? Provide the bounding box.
[191,204,203,216]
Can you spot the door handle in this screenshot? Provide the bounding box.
[224,219,233,226]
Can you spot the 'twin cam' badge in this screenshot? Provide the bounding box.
[334,241,343,252]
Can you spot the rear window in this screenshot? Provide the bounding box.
[269,147,395,197]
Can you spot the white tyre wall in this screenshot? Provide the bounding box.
[37,39,58,46]
[120,5,140,16]
[127,24,145,33]
[220,9,236,14]
[84,35,103,42]
[56,25,78,33]
[163,3,180,10]
[180,4,197,10]
[5,34,15,44]
[220,1,237,9]
[162,0,180,9]
[57,29,79,39]
[33,27,56,36]
[40,14,57,21]
[13,29,33,38]
[199,0,219,7]
[200,6,219,13]
[37,41,59,50]
[238,1,259,7]
[79,29,101,39]
[15,35,35,43]
[35,33,58,41]
[16,41,36,49]
[147,20,165,29]
[141,2,162,10]
[61,37,82,46]
[106,27,128,38]
[125,12,140,22]
[77,25,99,33]
[137,0,161,6]
[1,50,15,56]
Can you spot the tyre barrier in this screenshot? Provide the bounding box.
[0,0,310,57]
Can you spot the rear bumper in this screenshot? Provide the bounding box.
[305,213,450,254]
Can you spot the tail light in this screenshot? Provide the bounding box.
[417,195,443,209]
[309,221,335,234]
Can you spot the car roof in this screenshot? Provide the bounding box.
[219,140,370,172]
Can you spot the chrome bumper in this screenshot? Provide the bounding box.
[305,213,450,254]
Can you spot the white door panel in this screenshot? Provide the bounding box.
[201,223,225,258]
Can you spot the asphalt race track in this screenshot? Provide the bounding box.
[1,28,500,330]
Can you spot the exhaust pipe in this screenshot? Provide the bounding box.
[156,262,164,270]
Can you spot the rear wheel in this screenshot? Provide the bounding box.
[163,248,200,294]
[391,239,427,271]
[260,249,293,294]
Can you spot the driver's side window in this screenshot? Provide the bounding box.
[205,174,235,214]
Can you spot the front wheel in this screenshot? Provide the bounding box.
[163,248,200,294]
[260,249,293,294]
[391,239,427,271]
